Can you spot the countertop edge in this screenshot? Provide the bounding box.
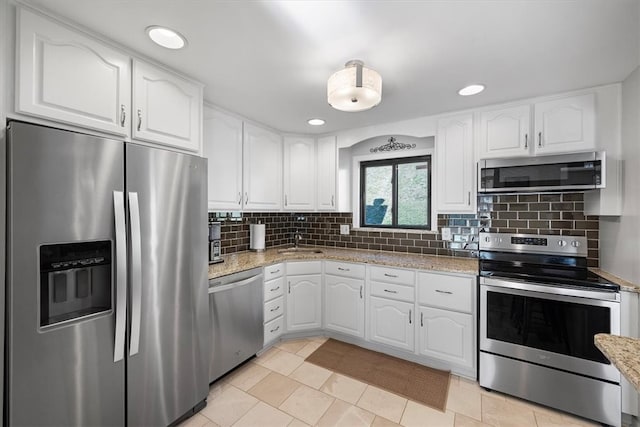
[594,333,640,392]
[589,268,640,293]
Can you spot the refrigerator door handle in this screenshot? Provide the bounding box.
[128,192,143,357]
[113,191,127,362]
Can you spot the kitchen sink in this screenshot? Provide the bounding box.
[277,247,323,255]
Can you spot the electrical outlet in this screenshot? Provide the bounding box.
[441,227,452,241]
[340,224,350,235]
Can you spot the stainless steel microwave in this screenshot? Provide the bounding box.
[478,152,605,193]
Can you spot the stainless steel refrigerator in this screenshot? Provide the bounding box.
[5,121,210,426]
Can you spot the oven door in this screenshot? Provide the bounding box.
[480,277,620,383]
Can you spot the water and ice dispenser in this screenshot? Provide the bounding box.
[39,241,112,327]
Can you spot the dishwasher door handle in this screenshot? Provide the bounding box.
[208,275,263,294]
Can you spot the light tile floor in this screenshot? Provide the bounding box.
[180,337,600,427]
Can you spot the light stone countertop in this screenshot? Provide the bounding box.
[594,334,640,392]
[589,268,640,293]
[208,246,479,280]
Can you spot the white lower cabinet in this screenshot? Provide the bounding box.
[286,262,322,332]
[418,307,473,368]
[324,275,365,338]
[369,296,414,352]
[263,263,284,345]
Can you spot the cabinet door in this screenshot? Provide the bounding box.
[132,59,202,153]
[286,275,322,332]
[418,307,473,369]
[16,8,131,136]
[243,123,282,210]
[369,296,414,352]
[324,275,364,338]
[436,114,475,213]
[534,94,595,155]
[283,137,315,210]
[479,105,531,159]
[203,108,243,210]
[317,136,337,210]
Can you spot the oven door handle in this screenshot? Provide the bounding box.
[480,276,620,302]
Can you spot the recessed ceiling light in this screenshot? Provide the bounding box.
[458,84,485,96]
[146,26,187,50]
[307,118,325,126]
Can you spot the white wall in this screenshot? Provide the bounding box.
[600,66,640,284]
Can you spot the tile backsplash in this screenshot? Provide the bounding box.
[209,212,478,258]
[210,191,599,265]
[477,192,599,267]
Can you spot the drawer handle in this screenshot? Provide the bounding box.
[338,267,350,272]
[383,289,398,294]
[270,269,280,274]
[270,325,280,333]
[270,286,280,292]
[435,290,453,295]
[270,306,280,312]
[384,273,398,278]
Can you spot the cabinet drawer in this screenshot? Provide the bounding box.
[264,277,284,302]
[287,261,322,275]
[370,280,415,303]
[264,296,284,323]
[264,316,284,345]
[417,272,474,313]
[264,263,284,279]
[370,266,415,286]
[325,261,365,279]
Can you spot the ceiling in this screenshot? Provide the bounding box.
[24,0,640,135]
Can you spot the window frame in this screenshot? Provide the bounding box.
[359,155,432,230]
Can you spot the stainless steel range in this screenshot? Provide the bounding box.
[478,232,621,427]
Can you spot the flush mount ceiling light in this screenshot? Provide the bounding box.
[458,84,485,96]
[327,60,382,112]
[307,118,325,126]
[146,26,187,50]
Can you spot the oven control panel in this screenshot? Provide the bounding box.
[479,232,587,256]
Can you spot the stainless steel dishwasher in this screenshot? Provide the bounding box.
[209,267,264,382]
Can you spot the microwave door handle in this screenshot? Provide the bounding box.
[113,191,127,362]
[128,192,142,357]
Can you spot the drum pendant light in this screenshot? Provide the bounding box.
[327,60,382,112]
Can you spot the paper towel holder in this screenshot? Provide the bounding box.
[250,222,266,252]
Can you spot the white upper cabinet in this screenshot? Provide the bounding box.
[16,8,131,136]
[316,136,337,211]
[479,94,595,159]
[203,108,243,211]
[243,123,282,210]
[283,136,316,210]
[533,93,595,155]
[436,114,475,213]
[479,105,531,159]
[132,59,202,154]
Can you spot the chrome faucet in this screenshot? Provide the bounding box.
[294,229,302,248]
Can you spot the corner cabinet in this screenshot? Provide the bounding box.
[132,60,203,154]
[283,137,316,211]
[243,123,282,210]
[203,108,244,211]
[478,94,595,159]
[316,136,337,211]
[16,7,131,137]
[285,262,322,332]
[435,114,475,213]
